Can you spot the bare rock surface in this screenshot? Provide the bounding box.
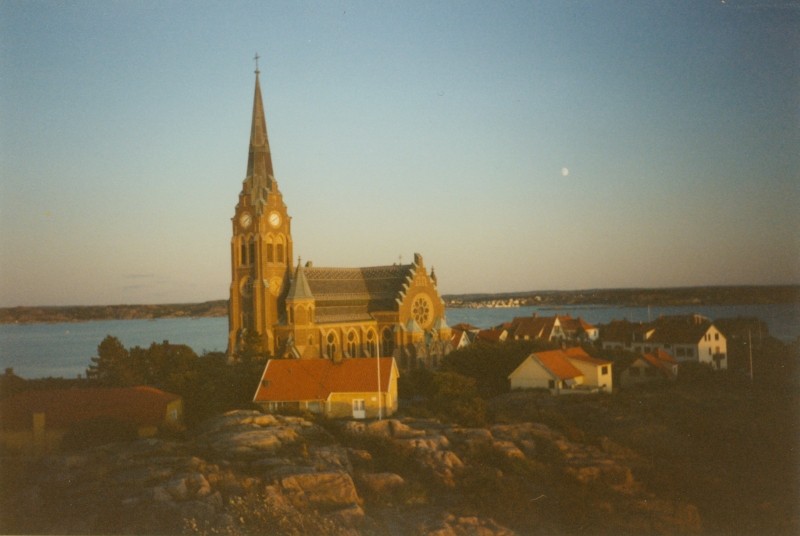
[2,410,702,535]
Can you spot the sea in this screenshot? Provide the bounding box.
[1,304,797,379]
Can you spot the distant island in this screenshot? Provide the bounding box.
[1,285,797,324]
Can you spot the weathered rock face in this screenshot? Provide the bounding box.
[2,411,363,535]
[1,411,702,535]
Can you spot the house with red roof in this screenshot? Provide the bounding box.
[508,349,611,395]
[253,357,399,419]
[620,349,679,387]
[1,386,183,452]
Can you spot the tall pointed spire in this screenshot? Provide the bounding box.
[245,53,276,210]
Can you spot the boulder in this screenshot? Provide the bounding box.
[357,472,405,494]
[280,471,361,510]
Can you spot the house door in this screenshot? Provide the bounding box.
[352,399,366,420]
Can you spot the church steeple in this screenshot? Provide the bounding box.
[244,54,276,210]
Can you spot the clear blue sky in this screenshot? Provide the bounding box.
[1,0,798,306]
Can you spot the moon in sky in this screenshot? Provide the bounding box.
[561,167,569,177]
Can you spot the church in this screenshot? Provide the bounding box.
[227,67,452,368]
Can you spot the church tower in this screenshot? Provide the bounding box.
[227,62,293,357]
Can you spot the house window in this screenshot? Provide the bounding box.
[601,365,609,375]
[715,333,719,341]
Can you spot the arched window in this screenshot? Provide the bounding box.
[266,238,274,262]
[277,243,284,263]
[382,327,394,356]
[240,241,247,265]
[248,239,255,265]
[326,332,337,360]
[365,330,377,357]
[346,330,358,358]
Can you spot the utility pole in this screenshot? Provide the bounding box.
[748,328,754,384]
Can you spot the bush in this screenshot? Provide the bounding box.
[61,417,138,450]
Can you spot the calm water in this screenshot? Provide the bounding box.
[1,304,797,379]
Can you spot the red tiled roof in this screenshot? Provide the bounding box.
[640,350,678,378]
[476,328,506,342]
[510,315,555,340]
[253,358,396,403]
[451,329,469,347]
[532,350,584,380]
[1,386,180,431]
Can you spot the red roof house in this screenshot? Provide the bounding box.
[253,358,399,419]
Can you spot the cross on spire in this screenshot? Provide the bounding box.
[253,52,260,74]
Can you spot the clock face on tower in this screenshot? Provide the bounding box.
[268,211,281,228]
[239,212,252,229]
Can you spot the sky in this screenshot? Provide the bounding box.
[1,0,798,307]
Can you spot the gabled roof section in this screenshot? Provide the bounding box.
[531,350,584,380]
[511,315,558,340]
[1,387,181,431]
[648,315,713,344]
[640,349,678,378]
[253,358,397,402]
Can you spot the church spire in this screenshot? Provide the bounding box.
[245,53,276,209]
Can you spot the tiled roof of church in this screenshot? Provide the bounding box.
[303,264,416,323]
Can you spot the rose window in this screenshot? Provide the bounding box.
[412,296,431,328]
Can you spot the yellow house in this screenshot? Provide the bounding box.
[563,347,613,392]
[0,386,183,453]
[508,349,612,395]
[253,357,399,419]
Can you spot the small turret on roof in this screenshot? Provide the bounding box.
[286,259,314,301]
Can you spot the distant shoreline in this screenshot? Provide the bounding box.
[1,285,797,325]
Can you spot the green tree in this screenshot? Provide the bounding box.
[429,371,487,426]
[86,335,141,386]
